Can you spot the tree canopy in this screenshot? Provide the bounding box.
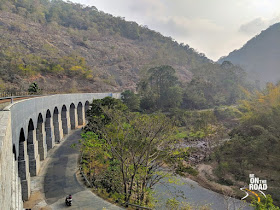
[138,65,182,111]
[80,97,189,207]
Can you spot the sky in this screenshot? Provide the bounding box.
[71,0,280,61]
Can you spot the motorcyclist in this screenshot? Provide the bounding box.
[66,194,72,200]
[65,194,72,206]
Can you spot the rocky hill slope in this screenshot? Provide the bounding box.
[218,23,280,84]
[0,0,211,93]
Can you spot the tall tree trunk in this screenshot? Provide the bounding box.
[120,162,128,204]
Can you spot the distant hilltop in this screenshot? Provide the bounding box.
[218,23,280,84]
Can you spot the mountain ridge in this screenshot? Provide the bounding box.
[218,22,280,84]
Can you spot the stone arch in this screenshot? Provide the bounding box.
[53,107,62,143]
[70,103,77,130]
[18,128,30,201]
[12,143,18,210]
[27,119,40,176]
[13,144,17,161]
[61,105,69,135]
[36,113,47,160]
[85,101,90,120]
[45,110,54,151]
[77,102,84,126]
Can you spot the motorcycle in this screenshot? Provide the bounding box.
[65,197,72,206]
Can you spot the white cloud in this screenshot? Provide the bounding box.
[128,0,166,17]
[239,16,280,35]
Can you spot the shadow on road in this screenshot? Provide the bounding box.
[44,129,84,205]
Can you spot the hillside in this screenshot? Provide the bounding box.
[0,0,211,93]
[218,23,280,84]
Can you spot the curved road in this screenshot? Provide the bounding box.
[44,129,122,210]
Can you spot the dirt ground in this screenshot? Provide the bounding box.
[24,191,51,210]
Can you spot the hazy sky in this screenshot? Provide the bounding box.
[72,0,280,61]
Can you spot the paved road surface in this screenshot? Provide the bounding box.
[44,129,122,210]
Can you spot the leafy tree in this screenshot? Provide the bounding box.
[121,90,140,111]
[182,77,212,109]
[97,110,178,205]
[0,78,5,91]
[138,65,182,111]
[78,131,123,194]
[251,195,280,210]
[85,97,127,134]
[182,62,250,109]
[81,97,187,206]
[50,64,64,73]
[28,82,40,94]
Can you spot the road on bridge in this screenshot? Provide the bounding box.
[44,129,122,210]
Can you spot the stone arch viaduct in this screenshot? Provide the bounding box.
[0,93,120,210]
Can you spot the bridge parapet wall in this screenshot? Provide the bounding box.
[0,92,120,209]
[0,111,23,210]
